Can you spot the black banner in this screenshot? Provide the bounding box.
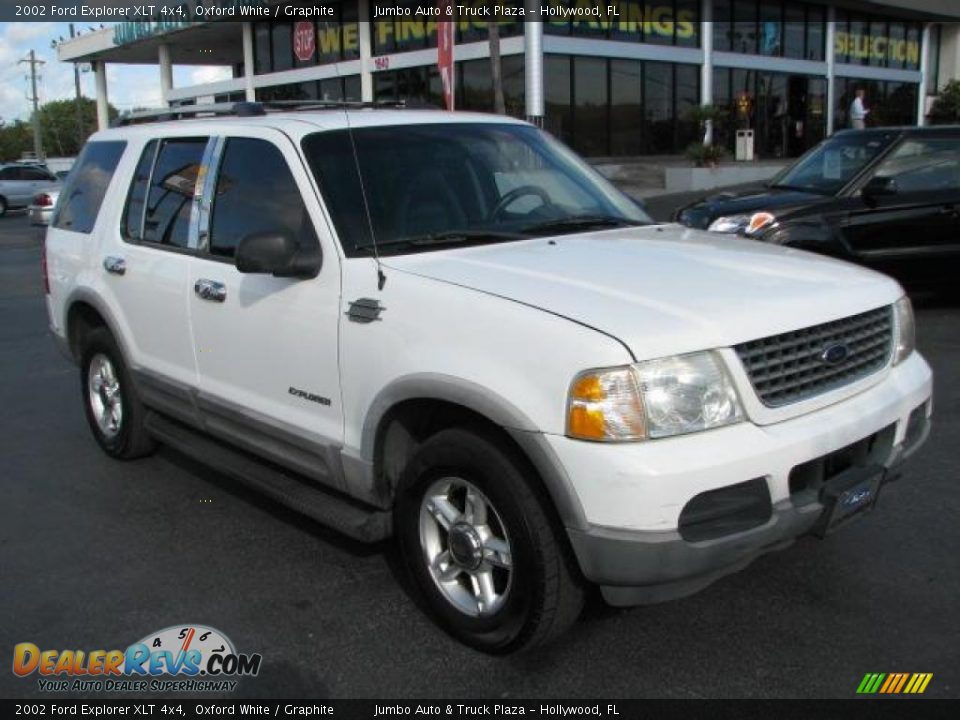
[1,700,959,719]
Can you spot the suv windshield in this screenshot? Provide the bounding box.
[302,123,651,256]
[770,132,896,195]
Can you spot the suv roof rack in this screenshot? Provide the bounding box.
[113,99,432,127]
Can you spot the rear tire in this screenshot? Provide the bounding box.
[396,427,584,653]
[0,196,8,218]
[80,327,156,460]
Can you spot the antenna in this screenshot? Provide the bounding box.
[330,30,385,291]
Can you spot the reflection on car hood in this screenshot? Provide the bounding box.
[677,186,827,229]
[384,224,901,360]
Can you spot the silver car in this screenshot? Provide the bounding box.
[0,164,59,217]
[29,186,61,226]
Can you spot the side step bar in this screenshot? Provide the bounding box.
[144,412,392,543]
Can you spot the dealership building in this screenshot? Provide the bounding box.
[58,0,960,159]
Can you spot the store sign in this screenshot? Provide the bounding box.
[113,19,195,46]
[293,21,316,62]
[835,32,920,67]
[314,1,695,61]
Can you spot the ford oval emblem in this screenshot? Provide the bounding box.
[821,343,850,366]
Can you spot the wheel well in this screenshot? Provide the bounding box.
[375,399,554,511]
[66,301,109,361]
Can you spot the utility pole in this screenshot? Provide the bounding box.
[19,49,46,162]
[70,24,85,148]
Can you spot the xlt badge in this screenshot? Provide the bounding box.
[288,387,331,406]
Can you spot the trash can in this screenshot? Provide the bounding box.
[735,130,755,162]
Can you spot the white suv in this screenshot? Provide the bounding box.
[44,104,932,653]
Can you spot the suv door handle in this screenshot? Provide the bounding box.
[194,278,226,303]
[103,256,126,276]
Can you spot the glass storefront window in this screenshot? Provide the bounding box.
[868,20,888,68]
[675,0,700,48]
[545,55,573,145]
[732,0,758,55]
[783,3,804,60]
[271,22,293,73]
[611,59,643,156]
[254,23,270,75]
[759,1,782,56]
[805,4,824,61]
[713,0,732,52]
[645,61,674,153]
[573,57,609,157]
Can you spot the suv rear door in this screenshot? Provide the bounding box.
[110,135,212,407]
[187,129,344,488]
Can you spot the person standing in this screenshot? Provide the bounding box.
[849,88,870,129]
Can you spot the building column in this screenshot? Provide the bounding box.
[94,60,109,130]
[358,0,373,102]
[917,23,932,126]
[158,43,173,107]
[825,8,836,136]
[524,0,544,126]
[700,0,713,145]
[242,22,256,101]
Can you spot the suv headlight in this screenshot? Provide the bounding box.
[707,212,776,235]
[567,352,743,442]
[893,295,915,365]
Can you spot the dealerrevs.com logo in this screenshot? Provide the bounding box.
[12,625,262,693]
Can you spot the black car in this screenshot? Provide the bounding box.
[675,126,960,290]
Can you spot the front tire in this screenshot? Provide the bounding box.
[0,196,8,218]
[80,327,156,459]
[396,428,584,653]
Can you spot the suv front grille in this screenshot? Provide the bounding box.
[734,306,893,408]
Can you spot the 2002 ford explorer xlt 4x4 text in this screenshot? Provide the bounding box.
[43,103,932,653]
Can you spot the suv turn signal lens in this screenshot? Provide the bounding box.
[567,368,647,441]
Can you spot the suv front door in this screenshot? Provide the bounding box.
[188,130,344,488]
[840,135,960,284]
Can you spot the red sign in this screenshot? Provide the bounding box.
[437,1,455,111]
[293,22,315,63]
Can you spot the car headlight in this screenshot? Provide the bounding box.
[707,212,777,235]
[566,352,743,442]
[893,295,915,365]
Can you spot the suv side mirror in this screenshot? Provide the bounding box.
[235,232,321,279]
[862,175,897,200]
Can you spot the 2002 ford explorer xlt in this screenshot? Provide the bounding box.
[44,103,932,653]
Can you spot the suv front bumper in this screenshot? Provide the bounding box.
[549,352,932,606]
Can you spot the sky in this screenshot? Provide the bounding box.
[0,22,232,124]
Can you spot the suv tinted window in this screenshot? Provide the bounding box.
[209,138,318,258]
[122,140,158,241]
[143,138,207,248]
[52,141,126,234]
[0,167,23,180]
[872,138,960,193]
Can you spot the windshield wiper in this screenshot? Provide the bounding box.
[356,229,524,254]
[520,215,644,236]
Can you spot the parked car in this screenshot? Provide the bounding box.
[44,105,932,653]
[675,126,960,289]
[0,163,59,217]
[29,187,61,226]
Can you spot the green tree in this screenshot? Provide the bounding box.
[0,120,33,163]
[37,97,118,158]
[928,80,960,124]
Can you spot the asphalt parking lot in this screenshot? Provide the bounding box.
[1,207,957,699]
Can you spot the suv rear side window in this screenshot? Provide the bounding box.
[122,140,158,241]
[142,138,207,248]
[52,141,126,234]
[208,138,318,258]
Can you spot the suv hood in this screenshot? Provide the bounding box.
[677,186,827,229]
[384,224,901,361]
